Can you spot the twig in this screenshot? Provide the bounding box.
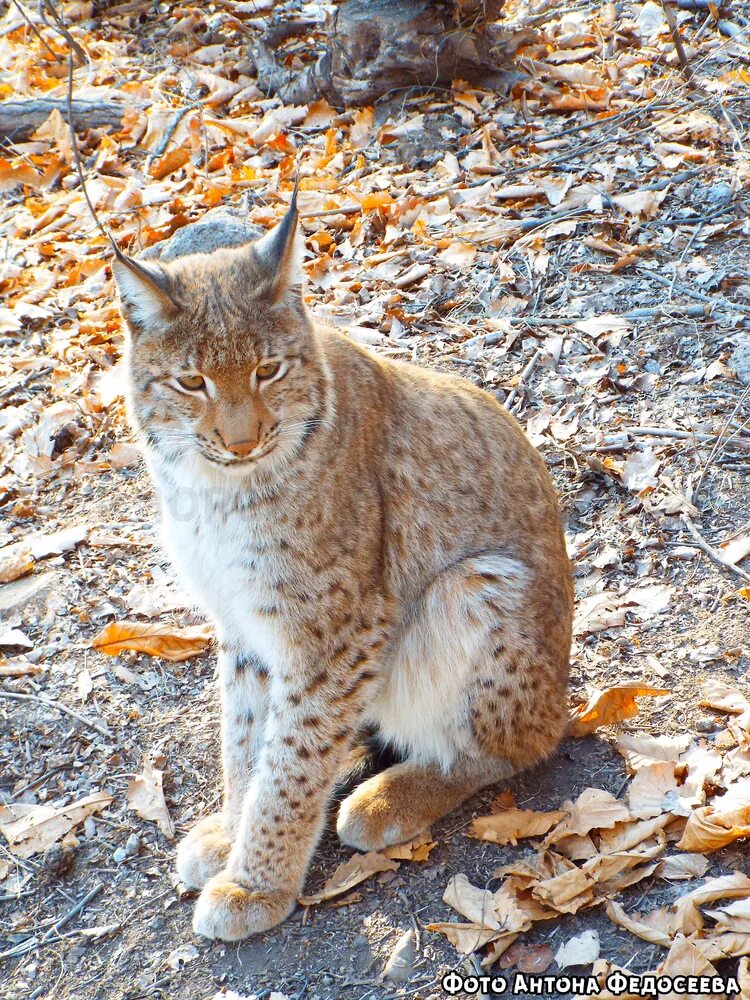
[581,426,750,452]
[41,0,120,255]
[661,0,695,83]
[0,691,111,739]
[0,366,52,401]
[147,101,200,160]
[0,883,105,959]
[504,347,544,412]
[681,515,750,585]
[10,0,60,61]
[458,305,707,349]
[695,383,750,495]
[39,0,86,63]
[644,268,750,316]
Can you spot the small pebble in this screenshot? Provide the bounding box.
[125,833,141,857]
[43,845,74,877]
[113,846,128,864]
[705,181,733,206]
[696,718,715,734]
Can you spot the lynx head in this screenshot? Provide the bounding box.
[112,197,331,481]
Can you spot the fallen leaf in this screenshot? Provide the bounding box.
[499,940,554,973]
[425,921,500,953]
[469,807,568,846]
[605,899,671,946]
[91,621,212,662]
[657,854,710,881]
[616,733,693,772]
[299,851,399,905]
[167,943,198,969]
[621,447,660,492]
[572,592,627,635]
[700,681,750,715]
[626,761,679,819]
[126,758,175,839]
[570,685,670,736]
[0,791,112,858]
[555,929,600,968]
[544,788,629,845]
[0,543,34,584]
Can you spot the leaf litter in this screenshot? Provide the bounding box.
[0,0,749,994]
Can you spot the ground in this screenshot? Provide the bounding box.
[1,1,750,999]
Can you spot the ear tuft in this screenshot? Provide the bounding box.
[112,255,179,332]
[253,187,303,303]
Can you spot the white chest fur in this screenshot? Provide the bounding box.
[155,459,287,669]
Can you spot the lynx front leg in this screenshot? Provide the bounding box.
[176,648,268,890]
[192,634,386,940]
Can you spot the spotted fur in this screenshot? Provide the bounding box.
[113,198,573,942]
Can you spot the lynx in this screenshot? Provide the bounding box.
[112,194,573,942]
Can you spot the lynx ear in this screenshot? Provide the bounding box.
[112,253,179,333]
[253,187,302,304]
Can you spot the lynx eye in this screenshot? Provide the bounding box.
[176,374,206,391]
[256,360,281,381]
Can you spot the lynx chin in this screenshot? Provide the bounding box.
[112,192,573,942]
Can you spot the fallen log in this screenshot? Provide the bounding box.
[251,0,527,106]
[0,98,135,141]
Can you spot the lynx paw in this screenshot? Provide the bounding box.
[337,780,411,852]
[176,814,232,890]
[192,875,296,941]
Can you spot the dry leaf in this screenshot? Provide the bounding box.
[469,807,567,846]
[626,761,679,819]
[425,921,500,953]
[616,733,693,772]
[599,814,671,854]
[678,780,750,853]
[126,758,175,839]
[555,929,600,968]
[700,681,750,715]
[299,851,399,906]
[671,873,750,936]
[442,874,504,929]
[0,543,34,584]
[605,899,671,946]
[570,684,669,736]
[657,854,710,881]
[91,620,212,662]
[544,788,629,846]
[0,791,112,858]
[498,940,554,973]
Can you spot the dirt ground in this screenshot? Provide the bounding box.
[2,1,750,998]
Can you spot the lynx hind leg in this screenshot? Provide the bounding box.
[337,755,514,852]
[176,814,232,890]
[340,552,570,852]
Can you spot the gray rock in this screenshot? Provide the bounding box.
[705,181,733,207]
[139,206,264,263]
[383,928,416,982]
[0,571,56,619]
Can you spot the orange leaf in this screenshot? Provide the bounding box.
[91,621,212,662]
[569,684,669,737]
[360,192,394,212]
[149,147,190,180]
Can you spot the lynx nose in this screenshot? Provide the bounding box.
[223,438,257,459]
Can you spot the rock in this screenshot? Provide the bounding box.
[705,181,733,207]
[0,571,56,618]
[731,334,750,385]
[113,847,128,864]
[139,206,264,263]
[125,833,141,857]
[43,845,75,877]
[383,928,416,982]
